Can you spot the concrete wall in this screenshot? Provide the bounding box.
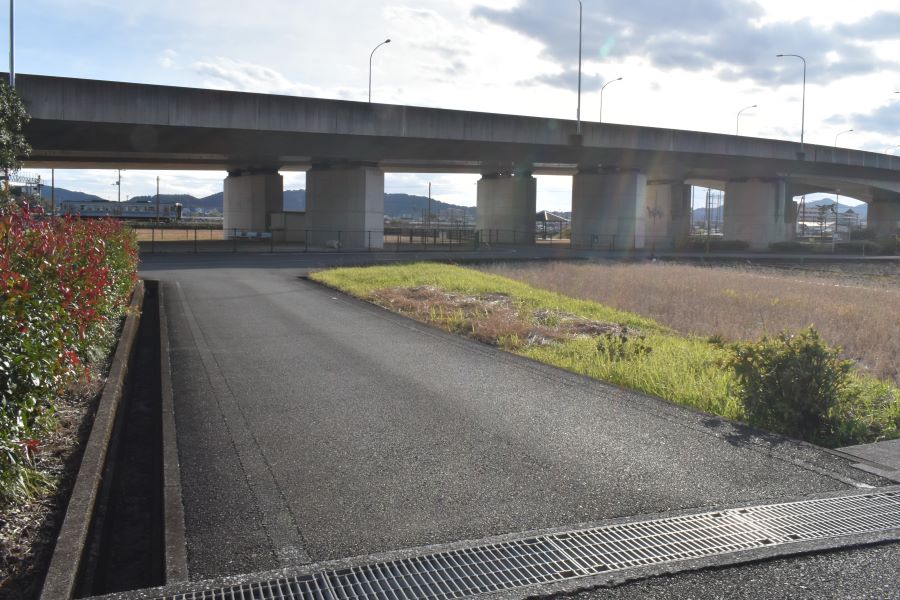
[476,174,537,244]
[645,183,691,249]
[571,170,647,250]
[868,196,900,236]
[305,165,384,248]
[723,179,790,250]
[223,172,283,235]
[269,212,307,243]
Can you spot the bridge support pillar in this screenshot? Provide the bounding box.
[223,170,283,236]
[868,193,900,237]
[723,179,790,250]
[645,182,692,250]
[476,172,536,244]
[305,164,384,249]
[571,169,647,250]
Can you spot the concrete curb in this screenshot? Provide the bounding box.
[158,284,189,582]
[40,281,145,600]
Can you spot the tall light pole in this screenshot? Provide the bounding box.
[576,0,582,134]
[113,169,122,202]
[832,189,840,251]
[736,104,757,135]
[8,0,14,88]
[776,53,806,156]
[368,38,391,103]
[599,77,623,125]
[834,128,853,148]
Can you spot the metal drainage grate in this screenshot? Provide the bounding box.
[160,491,900,600]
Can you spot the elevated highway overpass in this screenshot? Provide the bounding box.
[16,74,900,249]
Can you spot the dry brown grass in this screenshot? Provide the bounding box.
[479,261,900,384]
[367,286,634,349]
[131,228,224,242]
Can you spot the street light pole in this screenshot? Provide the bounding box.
[8,0,14,88]
[832,190,840,252]
[776,53,806,155]
[368,38,391,103]
[599,77,623,125]
[834,129,853,148]
[736,104,757,135]
[886,144,900,154]
[576,0,582,135]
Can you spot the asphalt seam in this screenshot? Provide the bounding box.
[303,276,882,491]
[173,282,313,569]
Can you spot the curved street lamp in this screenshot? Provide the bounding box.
[776,53,806,155]
[368,38,391,103]
[576,0,583,134]
[834,129,853,148]
[886,144,900,154]
[736,104,757,135]
[599,77,623,125]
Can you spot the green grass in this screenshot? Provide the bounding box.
[312,263,660,331]
[311,263,899,447]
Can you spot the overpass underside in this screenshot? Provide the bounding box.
[17,74,900,250]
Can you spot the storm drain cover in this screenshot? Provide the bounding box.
[159,490,900,600]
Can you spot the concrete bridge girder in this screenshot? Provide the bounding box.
[869,191,900,237]
[722,179,792,250]
[305,164,385,249]
[571,170,648,250]
[223,170,283,236]
[476,172,537,244]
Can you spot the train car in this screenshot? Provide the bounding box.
[60,200,182,221]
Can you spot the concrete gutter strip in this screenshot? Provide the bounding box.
[158,284,189,582]
[40,281,145,600]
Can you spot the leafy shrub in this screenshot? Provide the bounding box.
[727,327,853,444]
[0,200,138,501]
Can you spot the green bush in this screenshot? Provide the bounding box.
[727,327,852,444]
[0,199,138,502]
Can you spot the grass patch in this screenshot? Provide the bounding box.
[311,263,899,447]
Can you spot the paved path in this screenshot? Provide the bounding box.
[839,439,900,482]
[140,253,889,583]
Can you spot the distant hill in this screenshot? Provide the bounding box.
[384,193,475,220]
[39,187,104,204]
[42,187,476,219]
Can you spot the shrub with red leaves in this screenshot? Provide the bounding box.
[0,198,137,500]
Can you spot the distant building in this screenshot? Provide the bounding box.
[796,202,863,238]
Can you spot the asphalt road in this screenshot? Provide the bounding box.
[140,252,893,588]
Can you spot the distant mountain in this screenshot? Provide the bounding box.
[38,187,476,219]
[39,187,104,203]
[384,193,476,220]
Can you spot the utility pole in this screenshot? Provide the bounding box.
[427,181,432,228]
[156,176,160,224]
[115,169,122,202]
[51,168,55,215]
[8,0,14,88]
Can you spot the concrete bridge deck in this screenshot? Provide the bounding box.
[16,74,900,249]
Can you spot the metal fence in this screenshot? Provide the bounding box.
[135,226,692,254]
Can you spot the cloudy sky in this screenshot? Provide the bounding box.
[13,0,900,209]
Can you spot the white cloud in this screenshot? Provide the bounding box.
[191,57,325,97]
[160,49,178,69]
